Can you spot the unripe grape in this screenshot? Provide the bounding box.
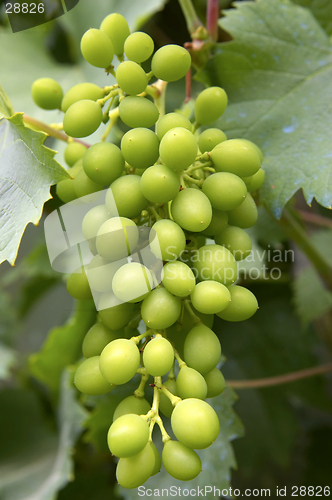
[162,261,196,297]
[100,338,140,385]
[141,288,181,330]
[143,336,174,376]
[171,398,220,449]
[56,163,82,203]
[80,28,114,68]
[194,86,228,125]
[198,128,227,153]
[237,138,263,163]
[216,285,258,321]
[107,414,149,457]
[96,217,139,261]
[171,188,212,232]
[64,142,87,167]
[83,142,124,185]
[121,128,159,170]
[190,280,231,314]
[184,324,221,375]
[100,13,130,56]
[162,440,202,481]
[124,32,154,63]
[74,169,103,198]
[159,127,197,171]
[192,244,238,286]
[156,112,192,140]
[150,219,186,261]
[86,255,126,293]
[215,226,252,261]
[74,356,115,395]
[243,168,265,192]
[210,139,261,177]
[113,396,151,422]
[116,442,155,489]
[31,78,63,110]
[159,379,178,418]
[106,175,149,218]
[202,172,247,211]
[176,366,207,400]
[204,368,226,398]
[67,268,92,300]
[82,322,119,358]
[150,442,162,476]
[98,292,135,330]
[202,209,228,237]
[61,83,104,112]
[119,96,159,128]
[112,262,153,303]
[82,205,109,241]
[140,165,180,203]
[152,45,191,82]
[63,99,103,138]
[116,61,148,95]
[227,193,258,228]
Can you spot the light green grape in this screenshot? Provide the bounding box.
[171,398,220,449]
[116,61,148,95]
[204,368,226,398]
[67,268,92,300]
[192,244,238,286]
[227,193,258,228]
[74,356,115,395]
[176,366,207,400]
[107,414,149,457]
[150,442,161,476]
[140,165,180,203]
[216,285,258,321]
[184,324,221,375]
[156,112,192,140]
[141,288,181,329]
[194,87,228,125]
[119,96,159,128]
[121,128,159,170]
[210,139,261,177]
[80,28,114,68]
[83,142,124,185]
[124,32,154,63]
[96,217,139,261]
[82,205,109,241]
[198,128,227,153]
[143,336,174,376]
[56,163,82,203]
[116,442,155,489]
[98,292,135,330]
[236,138,263,163]
[106,175,148,218]
[159,127,197,171]
[100,13,130,56]
[100,338,140,385]
[202,172,247,211]
[171,188,212,232]
[162,261,196,297]
[190,280,231,314]
[243,168,265,192]
[64,142,87,168]
[159,379,178,418]
[86,255,125,293]
[202,208,228,237]
[150,219,186,261]
[31,78,63,110]
[152,45,191,82]
[82,322,120,358]
[61,83,104,112]
[113,395,151,422]
[112,262,153,303]
[63,99,103,138]
[215,226,252,261]
[74,169,103,198]
[162,440,202,481]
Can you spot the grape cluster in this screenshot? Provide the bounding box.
[32,12,264,489]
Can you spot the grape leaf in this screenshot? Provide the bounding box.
[292,0,332,36]
[196,0,332,218]
[0,84,14,118]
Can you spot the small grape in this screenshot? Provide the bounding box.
[141,288,181,330]
[184,324,221,374]
[113,395,151,422]
[67,267,92,300]
[98,293,135,330]
[116,442,155,489]
[119,96,159,129]
[74,356,115,395]
[202,209,228,237]
[162,440,202,481]
[86,255,126,293]
[96,217,139,261]
[82,322,119,358]
[210,139,261,177]
[83,142,124,185]
[63,99,103,138]
[159,127,197,171]
[152,45,191,82]
[112,262,153,303]
[176,366,207,400]
[150,219,186,261]
[150,442,162,476]
[99,338,140,385]
[80,28,114,68]
[31,78,63,110]
[100,13,130,56]
[64,142,87,167]
[192,243,238,286]
[116,61,148,95]
[216,285,258,321]
[243,168,265,192]
[106,175,149,218]
[237,138,263,163]
[82,205,109,241]
[159,379,178,418]
[204,368,226,398]
[227,193,258,228]
[74,169,103,198]
[156,112,192,140]
[171,188,212,232]
[56,163,82,203]
[61,83,104,112]
[194,86,228,125]
[202,172,247,211]
[124,32,154,63]
[143,336,174,376]
[190,280,231,314]
[162,261,196,297]
[107,414,149,457]
[121,128,159,170]
[140,164,180,203]
[215,226,252,261]
[198,128,227,153]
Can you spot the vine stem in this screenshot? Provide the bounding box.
[227,363,332,389]
[22,114,90,147]
[207,0,219,41]
[295,209,332,229]
[178,0,203,35]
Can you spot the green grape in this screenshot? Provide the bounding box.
[83,142,124,185]
[63,99,103,138]
[74,356,115,395]
[192,244,238,286]
[61,83,104,112]
[156,112,192,140]
[243,168,265,192]
[150,442,161,476]
[74,169,103,198]
[141,288,181,330]
[112,262,153,303]
[31,78,63,110]
[216,285,258,321]
[64,142,87,167]
[204,368,226,398]
[143,336,174,376]
[194,86,228,125]
[99,292,135,330]
[202,208,228,237]
[149,219,186,261]
[159,379,178,418]
[106,175,149,218]
[184,324,221,375]
[190,280,231,314]
[80,28,114,68]
[116,442,155,489]
[67,268,92,300]
[100,338,140,384]
[159,127,197,171]
[116,61,148,95]
[86,255,125,293]
[227,193,258,228]
[162,440,202,481]
[119,96,159,128]
[171,398,220,449]
[236,138,263,163]
[176,366,207,400]
[171,188,212,233]
[210,139,261,177]
[100,13,130,56]
[56,163,82,203]
[124,32,154,63]
[82,205,109,241]
[96,217,139,261]
[107,414,149,457]
[162,261,196,297]
[215,226,252,261]
[121,128,159,170]
[202,172,247,211]
[82,322,120,358]
[140,165,180,203]
[198,128,227,153]
[151,45,191,82]
[113,395,151,421]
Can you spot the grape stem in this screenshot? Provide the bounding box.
[184,299,202,324]
[294,209,332,229]
[206,0,219,41]
[97,86,120,107]
[173,349,187,369]
[134,371,150,398]
[147,205,163,222]
[184,161,213,174]
[178,0,203,35]
[22,114,90,147]
[183,174,203,187]
[100,107,120,142]
[131,330,153,345]
[160,384,182,407]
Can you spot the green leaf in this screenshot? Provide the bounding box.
[0,113,69,266]
[0,84,14,118]
[196,0,332,218]
[0,343,16,380]
[292,0,332,36]
[0,371,87,500]
[29,301,96,394]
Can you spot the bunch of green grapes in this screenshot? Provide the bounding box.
[31,11,264,490]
